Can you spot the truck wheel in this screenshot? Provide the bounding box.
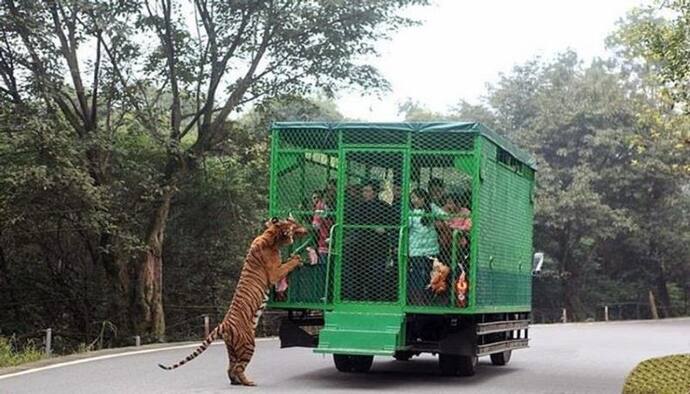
[439,354,477,377]
[333,354,373,373]
[393,351,413,361]
[490,350,512,366]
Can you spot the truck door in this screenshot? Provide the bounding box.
[334,148,408,304]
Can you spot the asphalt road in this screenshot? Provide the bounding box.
[2,318,689,394]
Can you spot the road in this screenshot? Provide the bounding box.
[2,318,689,394]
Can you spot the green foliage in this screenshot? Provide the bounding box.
[0,337,43,368]
[162,96,343,339]
[398,99,448,121]
[610,1,690,112]
[2,0,427,340]
[403,50,690,320]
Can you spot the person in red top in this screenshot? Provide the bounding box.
[311,189,333,265]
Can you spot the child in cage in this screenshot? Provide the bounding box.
[311,188,333,265]
[407,188,446,305]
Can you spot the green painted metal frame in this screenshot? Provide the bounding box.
[267,125,534,315]
[332,145,411,309]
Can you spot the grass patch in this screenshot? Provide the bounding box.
[0,336,44,368]
[623,354,690,394]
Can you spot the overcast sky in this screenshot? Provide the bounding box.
[335,0,646,121]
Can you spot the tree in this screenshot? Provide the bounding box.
[503,54,635,320]
[424,50,689,319]
[610,1,690,140]
[133,0,428,339]
[1,0,429,340]
[608,8,690,315]
[0,0,148,338]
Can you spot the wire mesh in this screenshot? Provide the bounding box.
[475,136,533,308]
[340,150,402,303]
[407,154,473,307]
[269,126,533,312]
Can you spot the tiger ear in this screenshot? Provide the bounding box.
[288,212,295,221]
[265,217,279,227]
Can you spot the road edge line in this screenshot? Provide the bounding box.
[0,337,277,380]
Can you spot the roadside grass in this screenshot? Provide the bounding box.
[623,354,690,394]
[0,337,43,368]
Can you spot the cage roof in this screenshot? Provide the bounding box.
[273,121,536,170]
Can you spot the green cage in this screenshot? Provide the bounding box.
[267,122,537,375]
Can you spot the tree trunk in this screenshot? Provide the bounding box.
[647,240,672,318]
[131,187,174,341]
[653,260,672,318]
[563,275,586,322]
[560,231,586,321]
[98,233,131,339]
[0,242,21,323]
[648,290,659,319]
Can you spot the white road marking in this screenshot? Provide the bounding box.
[0,337,277,380]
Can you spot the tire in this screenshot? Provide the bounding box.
[439,353,478,377]
[490,350,512,366]
[439,354,459,376]
[333,354,374,373]
[393,351,413,361]
[458,354,478,376]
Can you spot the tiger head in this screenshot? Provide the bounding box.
[265,216,308,246]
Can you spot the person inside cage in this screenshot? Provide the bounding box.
[343,179,395,301]
[407,188,445,305]
[312,188,333,265]
[309,190,323,238]
[324,179,337,210]
[387,179,403,257]
[311,189,323,209]
[344,183,361,214]
[438,191,473,266]
[428,177,447,212]
[390,178,403,218]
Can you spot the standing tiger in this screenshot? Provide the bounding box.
[158,217,308,386]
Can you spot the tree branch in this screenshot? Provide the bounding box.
[49,0,89,127]
[90,32,101,126]
[156,0,182,140]
[209,11,274,134]
[5,0,58,113]
[200,3,254,129]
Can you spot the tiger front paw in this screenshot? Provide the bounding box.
[291,255,303,267]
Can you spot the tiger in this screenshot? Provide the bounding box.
[158,217,308,386]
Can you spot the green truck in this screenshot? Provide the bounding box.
[267,122,540,376]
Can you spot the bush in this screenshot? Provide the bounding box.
[623,354,690,394]
[0,337,43,368]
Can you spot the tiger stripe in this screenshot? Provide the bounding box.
[158,218,307,386]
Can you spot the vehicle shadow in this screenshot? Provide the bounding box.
[288,357,520,390]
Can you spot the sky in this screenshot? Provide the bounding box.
[335,0,647,121]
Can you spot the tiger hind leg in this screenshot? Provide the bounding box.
[229,337,256,386]
[225,343,241,385]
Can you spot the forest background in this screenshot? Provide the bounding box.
[0,0,688,355]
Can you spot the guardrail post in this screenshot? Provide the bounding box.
[204,315,210,338]
[134,335,141,347]
[45,328,52,357]
[604,305,609,322]
[561,308,567,323]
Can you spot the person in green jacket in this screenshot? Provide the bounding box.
[407,188,442,305]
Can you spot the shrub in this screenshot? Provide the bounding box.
[0,336,43,368]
